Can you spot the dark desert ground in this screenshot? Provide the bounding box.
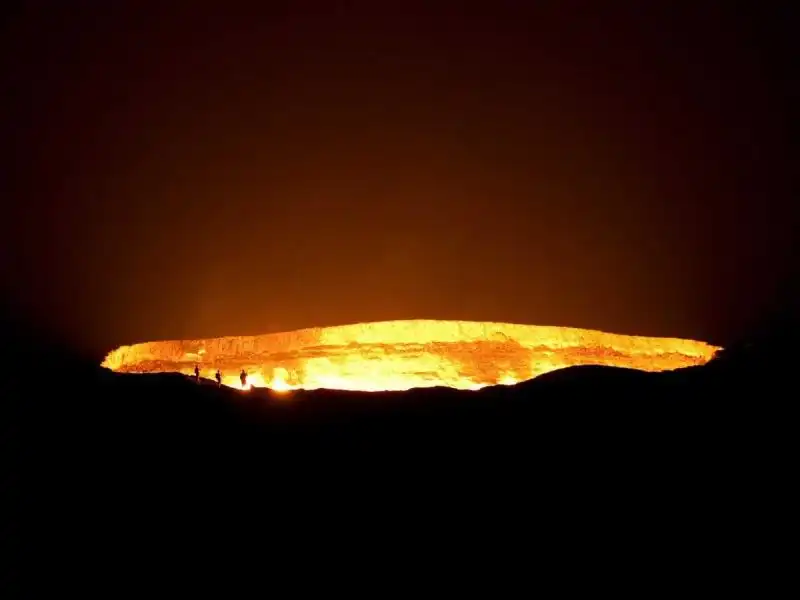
[4,303,796,578]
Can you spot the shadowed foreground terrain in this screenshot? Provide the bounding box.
[3,307,795,590]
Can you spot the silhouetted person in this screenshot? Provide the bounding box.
[240,369,247,389]
[194,365,200,382]
[215,369,222,386]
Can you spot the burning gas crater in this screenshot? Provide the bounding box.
[101,320,719,392]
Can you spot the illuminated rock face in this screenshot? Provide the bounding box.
[102,320,719,392]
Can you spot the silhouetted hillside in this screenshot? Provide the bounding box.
[4,305,794,591]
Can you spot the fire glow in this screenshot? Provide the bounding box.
[101,320,719,392]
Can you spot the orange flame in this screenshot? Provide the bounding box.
[101,320,719,392]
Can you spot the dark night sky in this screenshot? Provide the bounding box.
[1,1,796,360]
